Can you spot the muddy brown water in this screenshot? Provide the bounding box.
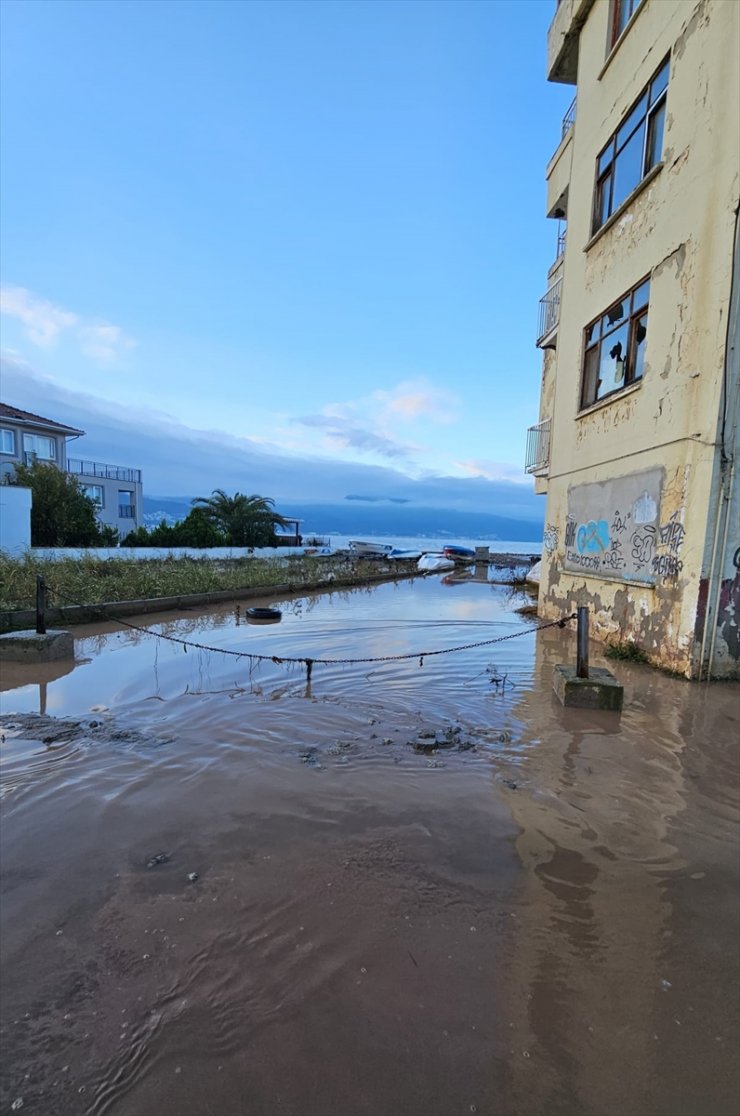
[1,577,738,1116]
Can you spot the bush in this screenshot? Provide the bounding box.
[10,461,115,547]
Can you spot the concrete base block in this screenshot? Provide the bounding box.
[553,664,624,710]
[0,629,75,663]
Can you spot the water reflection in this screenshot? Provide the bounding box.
[0,578,738,1116]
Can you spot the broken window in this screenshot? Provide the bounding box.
[580,276,650,409]
[592,57,669,234]
[610,0,645,49]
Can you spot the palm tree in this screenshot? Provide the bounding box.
[192,489,288,547]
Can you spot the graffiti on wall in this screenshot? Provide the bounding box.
[543,524,559,553]
[563,468,686,584]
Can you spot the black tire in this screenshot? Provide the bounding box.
[246,607,282,621]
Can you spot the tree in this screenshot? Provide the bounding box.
[10,461,113,546]
[121,508,227,548]
[191,489,288,547]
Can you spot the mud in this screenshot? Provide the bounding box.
[1,578,738,1116]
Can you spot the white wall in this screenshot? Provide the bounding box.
[0,485,32,555]
[29,545,333,562]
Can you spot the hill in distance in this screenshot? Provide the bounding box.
[143,496,544,542]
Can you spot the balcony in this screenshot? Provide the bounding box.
[118,504,136,519]
[561,95,576,140]
[537,277,562,347]
[525,419,551,476]
[548,0,596,84]
[546,104,574,219]
[67,458,142,484]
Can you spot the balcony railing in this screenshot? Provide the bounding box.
[525,419,551,475]
[561,95,577,140]
[118,505,136,519]
[556,221,567,259]
[67,458,142,483]
[537,276,562,346]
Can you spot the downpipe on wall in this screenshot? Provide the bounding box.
[698,202,740,680]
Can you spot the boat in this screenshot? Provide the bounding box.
[348,540,394,558]
[442,545,476,565]
[388,548,422,561]
[417,553,455,572]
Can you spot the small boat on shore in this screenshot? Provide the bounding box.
[417,553,455,572]
[442,545,476,565]
[348,540,394,558]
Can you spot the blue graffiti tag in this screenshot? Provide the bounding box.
[576,519,610,555]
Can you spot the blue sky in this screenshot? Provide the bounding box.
[0,0,572,508]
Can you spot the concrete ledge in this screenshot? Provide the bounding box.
[553,664,624,710]
[0,629,75,663]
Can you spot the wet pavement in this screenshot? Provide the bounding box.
[1,576,739,1116]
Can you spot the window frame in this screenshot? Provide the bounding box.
[81,484,105,508]
[0,428,15,455]
[22,432,56,460]
[118,489,136,518]
[592,56,670,235]
[609,0,644,51]
[580,275,651,411]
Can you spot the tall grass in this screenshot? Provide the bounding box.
[0,553,393,612]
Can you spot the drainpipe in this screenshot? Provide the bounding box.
[699,204,740,679]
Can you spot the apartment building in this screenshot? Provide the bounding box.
[526,0,739,679]
[0,403,144,535]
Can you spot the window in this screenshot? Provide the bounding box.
[118,490,135,518]
[581,276,650,409]
[610,0,645,49]
[593,57,669,234]
[22,432,56,460]
[82,484,104,507]
[0,428,14,454]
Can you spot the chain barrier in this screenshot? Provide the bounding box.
[46,582,576,680]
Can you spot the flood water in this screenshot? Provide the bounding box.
[1,575,739,1116]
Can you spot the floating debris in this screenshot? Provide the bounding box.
[146,853,169,869]
[187,872,199,883]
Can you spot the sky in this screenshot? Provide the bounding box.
[0,0,572,512]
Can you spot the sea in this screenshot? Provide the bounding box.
[319,534,541,555]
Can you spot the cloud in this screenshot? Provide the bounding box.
[0,285,78,347]
[376,380,459,424]
[455,458,530,485]
[291,377,459,467]
[0,284,136,363]
[0,352,542,524]
[296,414,411,459]
[78,324,136,362]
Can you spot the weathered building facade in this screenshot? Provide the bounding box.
[527,0,740,678]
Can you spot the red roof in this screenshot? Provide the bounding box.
[0,402,84,436]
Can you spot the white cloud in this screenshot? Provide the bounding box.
[0,285,78,347]
[455,458,530,485]
[292,377,460,466]
[79,323,136,362]
[375,380,460,425]
[0,284,136,363]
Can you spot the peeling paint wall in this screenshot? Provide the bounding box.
[537,0,740,677]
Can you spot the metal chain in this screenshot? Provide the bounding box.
[47,583,576,668]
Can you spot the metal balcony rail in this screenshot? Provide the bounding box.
[118,505,136,518]
[537,276,562,345]
[562,95,576,139]
[67,458,142,483]
[525,418,552,475]
[556,222,567,259]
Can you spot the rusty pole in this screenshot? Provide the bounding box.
[576,606,589,678]
[36,575,47,635]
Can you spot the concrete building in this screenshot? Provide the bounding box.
[526,0,740,679]
[0,403,144,535]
